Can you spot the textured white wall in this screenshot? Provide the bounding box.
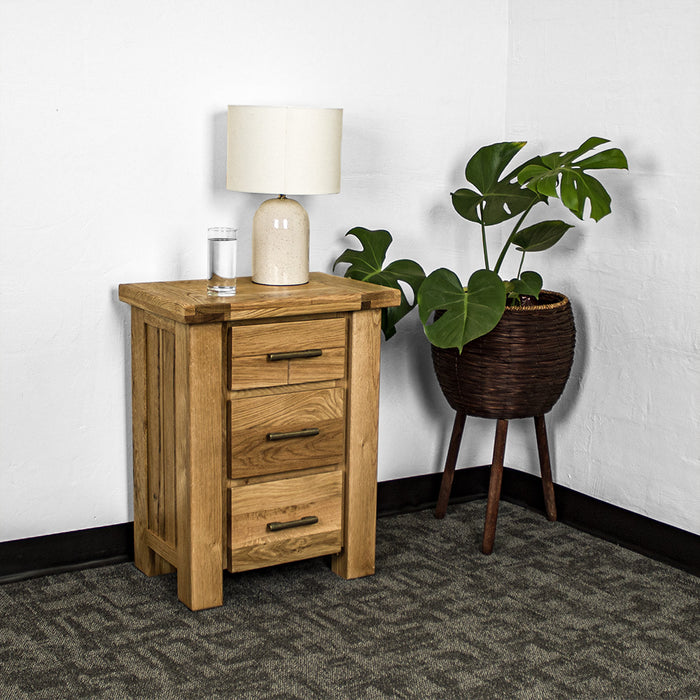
[503,0,700,534]
[0,0,509,540]
[1,0,697,542]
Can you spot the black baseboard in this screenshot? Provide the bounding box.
[377,465,491,516]
[0,523,134,584]
[1,469,698,583]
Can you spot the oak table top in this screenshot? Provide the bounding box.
[118,272,401,324]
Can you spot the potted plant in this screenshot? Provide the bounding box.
[334,137,628,553]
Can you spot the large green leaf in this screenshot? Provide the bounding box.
[551,136,610,165]
[333,227,425,340]
[417,268,506,352]
[333,226,392,279]
[504,271,543,303]
[450,188,483,222]
[381,259,427,339]
[451,181,538,226]
[564,171,612,221]
[518,137,628,222]
[573,148,628,170]
[465,141,527,193]
[516,271,543,297]
[452,142,543,226]
[512,220,574,252]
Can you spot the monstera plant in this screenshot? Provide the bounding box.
[335,137,628,556]
[334,137,628,351]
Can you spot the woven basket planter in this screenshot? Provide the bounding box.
[431,291,576,419]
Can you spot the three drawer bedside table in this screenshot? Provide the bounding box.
[118,272,400,610]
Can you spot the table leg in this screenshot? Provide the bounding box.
[174,323,224,610]
[332,309,382,580]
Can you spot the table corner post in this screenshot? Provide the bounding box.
[174,322,225,610]
[332,308,382,579]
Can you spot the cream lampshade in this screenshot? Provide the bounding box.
[226,105,343,285]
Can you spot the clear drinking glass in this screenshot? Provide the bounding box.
[207,227,238,296]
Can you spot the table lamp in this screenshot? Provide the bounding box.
[226,105,343,286]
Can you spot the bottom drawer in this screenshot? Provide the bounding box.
[227,470,343,573]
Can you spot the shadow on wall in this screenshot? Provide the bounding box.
[113,288,135,520]
[554,296,588,425]
[406,320,456,473]
[212,111,228,194]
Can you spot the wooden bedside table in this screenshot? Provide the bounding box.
[119,273,400,610]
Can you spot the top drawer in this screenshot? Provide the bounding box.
[229,317,346,390]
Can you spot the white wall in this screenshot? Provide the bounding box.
[1,0,697,541]
[0,0,509,541]
[503,0,700,534]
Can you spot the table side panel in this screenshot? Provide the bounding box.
[130,309,175,576]
[144,324,178,553]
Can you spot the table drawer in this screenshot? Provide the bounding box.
[228,470,343,572]
[229,318,346,390]
[229,388,345,478]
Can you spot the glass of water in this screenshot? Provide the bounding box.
[207,227,238,296]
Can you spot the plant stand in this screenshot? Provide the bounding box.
[435,411,557,554]
[430,291,574,554]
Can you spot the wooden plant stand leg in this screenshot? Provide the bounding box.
[534,414,557,522]
[481,418,509,555]
[435,411,467,519]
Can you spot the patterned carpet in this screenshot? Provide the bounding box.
[1,500,698,699]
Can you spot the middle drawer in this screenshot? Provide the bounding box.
[229,387,346,478]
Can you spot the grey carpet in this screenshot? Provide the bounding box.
[1,501,698,699]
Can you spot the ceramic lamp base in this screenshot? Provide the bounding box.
[252,196,309,285]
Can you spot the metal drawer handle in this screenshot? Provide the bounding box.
[266,427,320,441]
[267,515,319,532]
[267,349,323,362]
